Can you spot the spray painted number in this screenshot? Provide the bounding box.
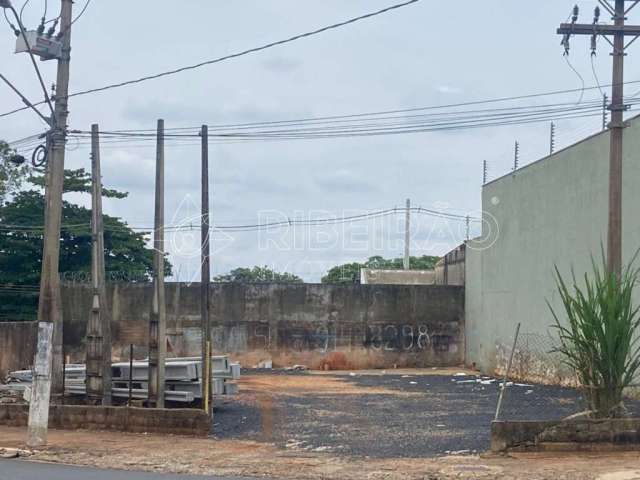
[417,325,430,349]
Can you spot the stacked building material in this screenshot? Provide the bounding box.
[3,357,241,405]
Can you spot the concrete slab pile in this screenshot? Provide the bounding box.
[3,357,241,405]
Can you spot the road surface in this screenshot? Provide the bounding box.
[0,459,251,480]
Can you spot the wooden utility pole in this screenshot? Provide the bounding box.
[37,0,73,396]
[403,198,410,270]
[200,125,211,414]
[558,1,640,276]
[149,119,166,408]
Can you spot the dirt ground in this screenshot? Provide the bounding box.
[1,369,640,479]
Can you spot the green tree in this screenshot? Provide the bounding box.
[0,168,172,321]
[214,266,303,284]
[0,140,30,206]
[321,255,440,284]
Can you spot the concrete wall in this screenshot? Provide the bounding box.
[360,269,435,285]
[465,117,640,379]
[435,244,466,286]
[0,404,210,436]
[0,322,37,379]
[0,283,465,374]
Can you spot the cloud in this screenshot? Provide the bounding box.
[262,56,302,73]
[314,169,378,194]
[436,85,463,94]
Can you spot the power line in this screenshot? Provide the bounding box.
[0,0,421,119]
[0,205,482,235]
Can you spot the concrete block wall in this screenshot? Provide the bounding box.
[0,404,210,436]
[0,283,465,375]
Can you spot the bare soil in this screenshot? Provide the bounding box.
[1,369,640,479]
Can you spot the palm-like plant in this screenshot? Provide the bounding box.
[549,253,640,418]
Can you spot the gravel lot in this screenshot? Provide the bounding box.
[214,370,640,458]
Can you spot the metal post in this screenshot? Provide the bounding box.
[200,125,211,413]
[403,198,410,270]
[494,322,521,421]
[128,344,133,407]
[149,119,166,408]
[37,0,73,397]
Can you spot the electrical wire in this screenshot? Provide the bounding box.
[564,55,586,105]
[0,205,482,236]
[19,0,30,23]
[591,54,605,97]
[0,0,419,119]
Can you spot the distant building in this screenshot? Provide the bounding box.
[360,268,435,285]
[435,244,465,286]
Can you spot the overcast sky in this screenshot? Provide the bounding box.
[1,0,637,282]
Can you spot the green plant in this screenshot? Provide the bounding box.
[549,253,640,418]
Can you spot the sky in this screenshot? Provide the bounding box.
[1,0,638,282]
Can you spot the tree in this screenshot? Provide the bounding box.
[0,140,30,206]
[0,168,172,321]
[214,266,303,284]
[321,255,440,284]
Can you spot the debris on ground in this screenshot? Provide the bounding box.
[256,359,273,369]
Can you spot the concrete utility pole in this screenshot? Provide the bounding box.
[37,0,73,396]
[27,322,54,447]
[86,125,104,404]
[558,1,640,276]
[550,122,556,155]
[403,198,410,270]
[200,125,211,414]
[149,119,166,408]
[86,124,112,405]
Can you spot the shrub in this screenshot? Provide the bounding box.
[549,254,640,418]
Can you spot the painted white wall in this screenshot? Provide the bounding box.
[466,116,640,375]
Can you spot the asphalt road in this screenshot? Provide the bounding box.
[0,459,251,480]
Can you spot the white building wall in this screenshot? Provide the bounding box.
[465,117,640,377]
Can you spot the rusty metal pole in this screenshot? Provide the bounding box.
[149,119,166,408]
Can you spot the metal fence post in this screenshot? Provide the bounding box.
[494,322,521,421]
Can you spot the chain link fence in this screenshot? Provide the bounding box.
[495,329,640,421]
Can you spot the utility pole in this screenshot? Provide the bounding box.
[550,122,556,155]
[403,198,410,270]
[149,119,166,408]
[513,141,520,171]
[37,0,73,396]
[603,93,609,131]
[86,124,105,404]
[465,215,470,241]
[200,125,211,414]
[558,1,640,276]
[483,160,488,185]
